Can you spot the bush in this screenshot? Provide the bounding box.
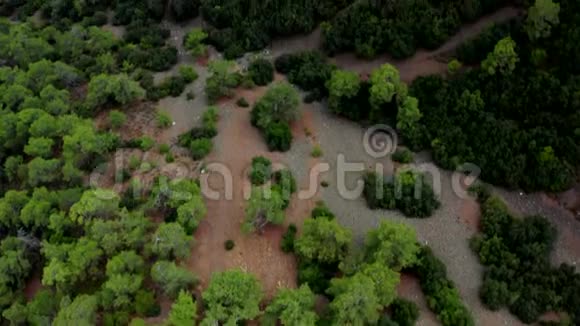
[224,240,235,251]
[272,169,297,195]
[179,66,199,83]
[156,111,172,128]
[311,203,335,220]
[390,298,419,326]
[129,155,141,170]
[158,144,170,154]
[109,110,127,129]
[190,138,213,160]
[392,148,413,164]
[236,97,249,108]
[297,261,331,295]
[249,156,272,185]
[281,224,297,253]
[165,153,175,163]
[138,137,155,151]
[135,290,161,317]
[311,145,323,158]
[264,122,293,152]
[363,170,440,218]
[248,58,274,86]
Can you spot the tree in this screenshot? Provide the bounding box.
[53,295,98,326]
[526,0,560,40]
[0,190,29,228]
[244,187,286,233]
[184,28,207,57]
[205,60,239,103]
[369,64,407,120]
[168,290,197,326]
[69,189,120,224]
[364,221,419,270]
[108,110,127,129]
[151,261,196,299]
[24,137,54,158]
[360,262,400,307]
[391,298,420,326]
[201,269,263,325]
[27,157,60,187]
[251,82,300,129]
[326,273,381,325]
[295,217,352,264]
[264,284,318,326]
[86,74,145,109]
[151,223,191,260]
[249,58,274,86]
[176,196,207,234]
[326,69,360,114]
[481,37,519,75]
[106,251,145,276]
[396,96,422,148]
[19,187,54,230]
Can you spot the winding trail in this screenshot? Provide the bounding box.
[270,6,521,82]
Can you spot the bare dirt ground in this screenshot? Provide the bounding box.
[187,82,320,298]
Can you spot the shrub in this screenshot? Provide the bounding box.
[320,181,329,187]
[311,145,323,158]
[190,138,213,160]
[156,111,172,128]
[224,240,235,251]
[272,169,297,195]
[109,110,127,129]
[264,122,293,152]
[311,203,335,220]
[128,155,141,170]
[248,58,274,86]
[135,290,161,317]
[390,298,419,326]
[249,156,272,185]
[138,137,155,151]
[392,148,413,164]
[184,28,207,57]
[179,65,199,83]
[281,224,297,253]
[165,153,175,163]
[186,91,195,101]
[236,97,249,107]
[158,144,170,154]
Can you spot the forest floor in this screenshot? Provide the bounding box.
[94,5,579,324]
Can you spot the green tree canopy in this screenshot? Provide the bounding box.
[481,37,519,75]
[264,284,318,326]
[295,217,352,264]
[326,273,381,325]
[201,269,263,325]
[526,0,560,40]
[364,221,419,270]
[168,290,198,326]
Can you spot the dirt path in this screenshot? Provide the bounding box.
[187,81,319,298]
[270,6,521,82]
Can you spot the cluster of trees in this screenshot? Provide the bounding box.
[364,169,440,218]
[244,157,296,233]
[275,51,335,102]
[200,0,354,58]
[469,187,580,324]
[412,247,475,326]
[322,0,511,59]
[179,106,219,160]
[288,204,432,325]
[205,59,244,103]
[251,82,300,151]
[409,0,579,191]
[0,176,206,325]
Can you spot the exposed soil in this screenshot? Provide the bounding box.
[187,82,319,298]
[397,273,439,326]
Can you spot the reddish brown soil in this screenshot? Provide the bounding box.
[188,83,318,299]
[397,273,439,325]
[459,197,481,231]
[24,274,43,301]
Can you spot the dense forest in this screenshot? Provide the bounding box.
[0,0,578,325]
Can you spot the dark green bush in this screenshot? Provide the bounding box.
[281,223,297,253]
[190,138,213,160]
[249,156,272,185]
[225,240,235,251]
[249,58,274,86]
[390,298,419,326]
[392,148,414,164]
[264,122,293,152]
[311,203,335,220]
[135,290,161,317]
